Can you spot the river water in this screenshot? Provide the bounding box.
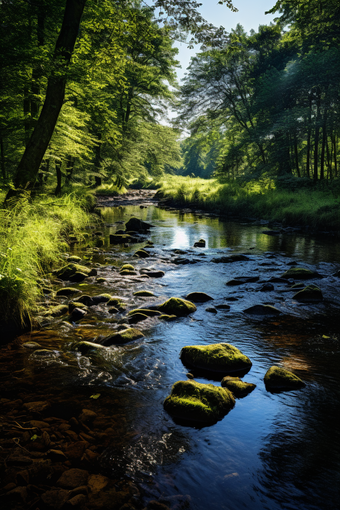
[9,204,340,510]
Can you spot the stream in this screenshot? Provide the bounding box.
[1,196,340,510]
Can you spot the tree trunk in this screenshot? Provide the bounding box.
[313,88,321,180]
[6,0,87,202]
[55,161,62,196]
[0,135,6,180]
[320,109,328,180]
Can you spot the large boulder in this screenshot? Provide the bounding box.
[180,343,252,375]
[125,217,153,232]
[157,297,197,316]
[221,376,256,398]
[264,366,305,392]
[293,285,323,303]
[281,267,322,279]
[163,380,235,425]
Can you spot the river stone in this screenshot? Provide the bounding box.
[120,264,135,272]
[134,249,150,258]
[54,263,96,281]
[194,238,206,248]
[125,217,153,231]
[110,234,136,245]
[91,293,112,304]
[186,292,213,302]
[101,328,144,346]
[164,380,235,425]
[127,313,149,324]
[293,285,323,303]
[47,304,69,317]
[77,295,95,306]
[180,343,252,375]
[258,283,275,292]
[128,309,162,317]
[133,290,156,297]
[264,366,305,391]
[74,341,107,355]
[212,254,250,263]
[143,270,165,278]
[244,304,281,315]
[156,297,196,317]
[221,376,256,398]
[226,276,260,286]
[69,307,87,322]
[120,269,138,276]
[57,468,89,489]
[69,301,88,312]
[281,267,322,279]
[56,287,82,297]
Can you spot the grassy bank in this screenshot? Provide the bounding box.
[0,192,94,337]
[156,175,340,233]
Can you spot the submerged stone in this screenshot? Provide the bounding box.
[164,380,235,425]
[186,292,213,303]
[226,276,259,286]
[125,217,153,232]
[157,297,197,316]
[244,304,281,316]
[293,285,323,303]
[281,267,322,279]
[264,366,305,392]
[212,254,250,263]
[221,376,256,398]
[101,328,144,346]
[180,343,252,375]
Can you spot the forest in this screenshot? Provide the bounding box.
[1,0,340,331]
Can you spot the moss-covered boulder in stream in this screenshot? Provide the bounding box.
[56,287,82,297]
[281,267,322,279]
[157,297,197,316]
[54,263,96,281]
[74,341,108,355]
[100,328,144,346]
[164,380,235,425]
[293,285,323,303]
[128,309,162,317]
[133,290,156,297]
[264,366,305,392]
[125,217,153,232]
[180,343,252,375]
[221,376,256,398]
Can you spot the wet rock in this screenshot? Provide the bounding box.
[101,328,144,346]
[258,283,275,292]
[185,292,213,303]
[180,343,252,375]
[127,312,149,324]
[264,366,305,391]
[194,238,206,248]
[67,494,87,507]
[128,309,162,317]
[120,264,135,272]
[293,285,323,303]
[221,376,256,398]
[91,293,112,304]
[157,297,197,316]
[69,307,87,322]
[56,287,82,297]
[88,474,109,494]
[281,267,322,279]
[76,295,95,306]
[57,468,89,489]
[69,302,88,313]
[164,380,235,425]
[47,304,69,317]
[40,489,69,510]
[158,314,177,321]
[215,303,231,310]
[226,276,259,286]
[133,290,156,297]
[74,341,108,355]
[110,234,137,245]
[244,304,282,316]
[125,217,153,232]
[206,307,217,313]
[22,401,51,413]
[212,254,250,263]
[142,270,165,278]
[79,409,97,424]
[134,249,150,258]
[54,263,96,281]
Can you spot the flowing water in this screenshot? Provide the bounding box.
[5,204,340,510]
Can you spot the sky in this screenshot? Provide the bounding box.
[174,0,277,82]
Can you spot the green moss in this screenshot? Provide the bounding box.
[120,264,135,272]
[134,249,150,258]
[157,297,197,316]
[264,366,305,391]
[221,376,256,398]
[56,287,82,297]
[128,309,161,317]
[180,343,252,374]
[46,304,69,317]
[101,328,144,345]
[54,263,94,280]
[281,267,320,279]
[133,290,156,297]
[293,285,323,302]
[164,380,235,424]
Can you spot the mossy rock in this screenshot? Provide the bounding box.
[67,256,82,263]
[194,239,206,248]
[109,234,136,245]
[133,290,156,297]
[157,297,197,317]
[125,217,153,232]
[96,277,107,283]
[158,314,177,321]
[120,270,138,276]
[106,297,125,308]
[264,366,305,392]
[47,304,69,317]
[180,343,252,375]
[101,328,144,346]
[134,249,150,258]
[69,307,87,322]
[120,264,135,272]
[221,376,256,398]
[293,285,323,303]
[244,304,282,316]
[163,380,235,425]
[281,267,322,279]
[128,309,162,317]
[69,302,88,313]
[77,295,95,306]
[186,292,213,303]
[56,287,82,297]
[54,263,95,281]
[74,341,107,355]
[127,313,149,324]
[91,293,112,304]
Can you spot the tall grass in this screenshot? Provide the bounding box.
[157,175,340,232]
[0,192,91,329]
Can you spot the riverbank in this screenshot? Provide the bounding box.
[155,175,340,236]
